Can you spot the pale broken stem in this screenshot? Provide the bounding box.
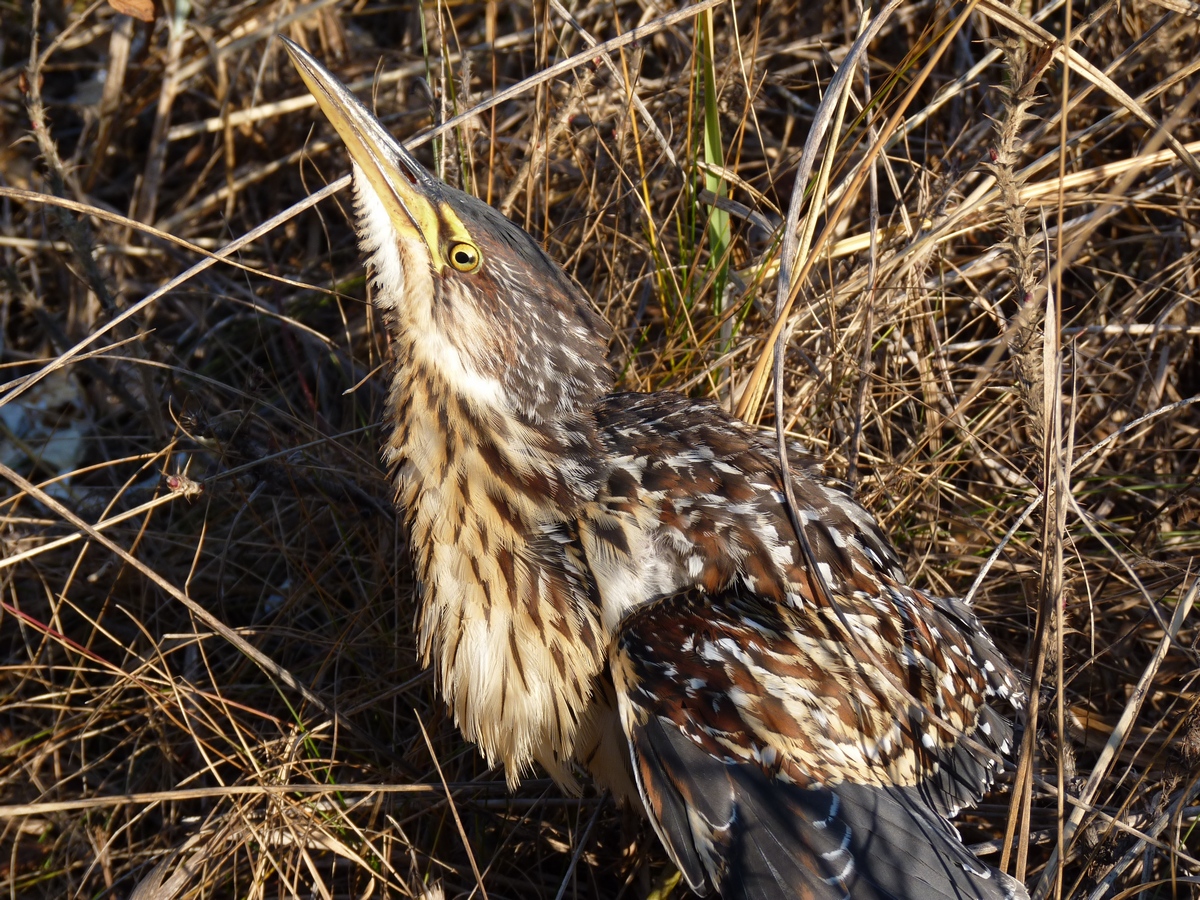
[0,183,345,407]
[0,782,536,818]
[771,0,880,612]
[770,0,904,346]
[0,488,188,571]
[1048,24,1074,893]
[781,14,862,323]
[771,0,871,506]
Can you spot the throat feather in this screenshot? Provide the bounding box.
[385,364,605,785]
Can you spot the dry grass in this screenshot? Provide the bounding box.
[2,0,1199,897]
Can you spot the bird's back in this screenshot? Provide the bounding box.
[581,392,1026,900]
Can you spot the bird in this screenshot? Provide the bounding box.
[280,37,1029,900]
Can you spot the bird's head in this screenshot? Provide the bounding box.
[282,38,613,422]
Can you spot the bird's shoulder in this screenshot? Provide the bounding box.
[596,390,825,475]
[588,390,907,601]
[589,390,1025,806]
[584,393,1027,899]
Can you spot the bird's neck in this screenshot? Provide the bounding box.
[383,348,606,785]
[383,347,604,524]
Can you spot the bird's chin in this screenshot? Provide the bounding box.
[351,165,433,316]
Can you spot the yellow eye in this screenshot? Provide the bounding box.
[448,242,481,272]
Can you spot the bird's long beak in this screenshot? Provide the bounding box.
[280,37,446,267]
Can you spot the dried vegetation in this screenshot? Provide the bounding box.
[2,0,1200,897]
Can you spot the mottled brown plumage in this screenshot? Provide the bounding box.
[283,39,1028,900]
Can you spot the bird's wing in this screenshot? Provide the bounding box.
[612,591,1028,900]
[589,392,1024,762]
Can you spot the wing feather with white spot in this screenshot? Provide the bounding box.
[611,591,1028,900]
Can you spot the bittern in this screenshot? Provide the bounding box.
[282,38,1028,900]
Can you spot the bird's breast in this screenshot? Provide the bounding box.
[385,378,606,786]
